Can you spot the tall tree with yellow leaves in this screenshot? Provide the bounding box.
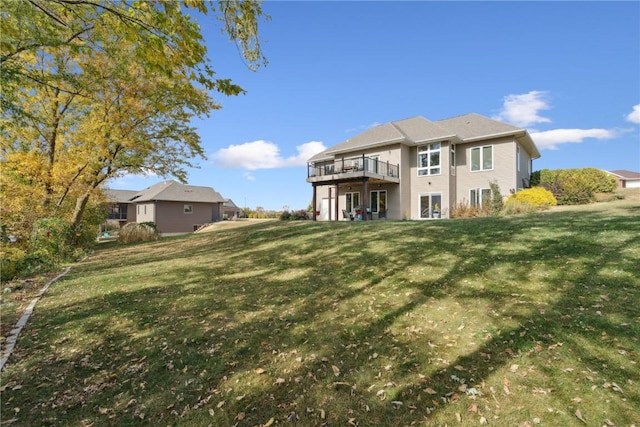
[1,0,267,240]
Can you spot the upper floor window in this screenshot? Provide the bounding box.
[418,143,441,176]
[471,145,493,171]
[450,144,456,167]
[184,205,193,214]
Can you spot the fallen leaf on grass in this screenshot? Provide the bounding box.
[424,387,437,395]
[332,365,340,376]
[611,382,624,393]
[263,417,274,426]
[254,368,266,374]
[575,409,587,424]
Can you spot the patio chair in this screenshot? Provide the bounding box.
[342,209,354,221]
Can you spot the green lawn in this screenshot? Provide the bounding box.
[1,200,639,426]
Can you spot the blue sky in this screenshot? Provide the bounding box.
[110,1,640,211]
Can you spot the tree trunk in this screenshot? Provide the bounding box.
[70,192,91,232]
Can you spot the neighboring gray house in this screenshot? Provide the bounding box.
[223,199,243,219]
[105,189,138,226]
[307,113,540,220]
[605,170,640,189]
[105,180,226,234]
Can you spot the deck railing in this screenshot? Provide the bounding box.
[308,155,399,179]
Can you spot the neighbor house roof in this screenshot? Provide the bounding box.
[309,113,540,162]
[608,170,640,180]
[129,180,225,203]
[104,189,139,203]
[223,199,240,209]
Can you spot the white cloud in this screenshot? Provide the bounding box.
[243,172,256,181]
[530,128,623,150]
[493,90,552,127]
[211,140,327,170]
[626,104,640,124]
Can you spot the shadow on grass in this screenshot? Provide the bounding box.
[1,210,639,426]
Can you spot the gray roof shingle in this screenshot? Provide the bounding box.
[130,180,225,203]
[104,189,139,203]
[309,113,541,162]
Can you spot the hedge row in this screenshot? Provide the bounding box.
[531,168,617,205]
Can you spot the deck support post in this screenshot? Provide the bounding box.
[312,184,317,221]
[362,178,368,221]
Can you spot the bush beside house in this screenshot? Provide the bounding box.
[533,168,617,205]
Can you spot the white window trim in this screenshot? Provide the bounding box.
[470,145,494,172]
[184,204,193,214]
[417,143,442,176]
[419,192,443,219]
[450,143,456,176]
[369,190,387,213]
[470,188,491,207]
[345,192,360,212]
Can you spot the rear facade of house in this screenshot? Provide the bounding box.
[307,113,540,220]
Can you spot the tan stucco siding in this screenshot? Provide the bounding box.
[455,137,518,204]
[154,201,215,233]
[407,141,453,219]
[515,142,533,189]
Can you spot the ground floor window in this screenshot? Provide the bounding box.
[370,190,387,213]
[470,188,491,207]
[420,193,442,219]
[346,192,360,212]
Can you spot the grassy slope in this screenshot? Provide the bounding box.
[1,199,639,426]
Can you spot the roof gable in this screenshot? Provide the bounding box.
[392,116,455,143]
[326,123,406,155]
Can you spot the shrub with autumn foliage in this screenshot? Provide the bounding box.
[506,187,558,208]
[535,168,617,205]
[117,222,160,244]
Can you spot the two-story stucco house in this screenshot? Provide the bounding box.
[306,113,540,220]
